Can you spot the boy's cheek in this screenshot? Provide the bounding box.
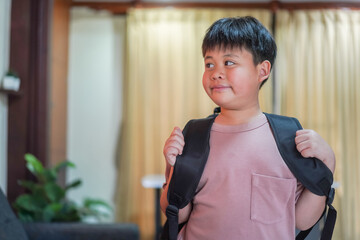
[202,76,210,89]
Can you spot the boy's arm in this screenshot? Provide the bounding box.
[294,129,335,230]
[160,127,192,223]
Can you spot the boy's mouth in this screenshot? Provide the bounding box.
[211,85,231,91]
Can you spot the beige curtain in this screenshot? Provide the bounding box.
[276,10,360,240]
[116,8,272,239]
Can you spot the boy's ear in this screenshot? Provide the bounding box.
[258,60,271,83]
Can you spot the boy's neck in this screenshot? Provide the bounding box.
[215,107,263,125]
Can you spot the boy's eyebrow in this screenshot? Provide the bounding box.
[204,54,240,60]
[223,53,240,58]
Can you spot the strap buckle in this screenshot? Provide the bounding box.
[327,188,335,205]
[166,205,179,218]
[213,107,221,114]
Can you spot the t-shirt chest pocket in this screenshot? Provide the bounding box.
[250,173,296,224]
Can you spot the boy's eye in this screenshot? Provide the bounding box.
[225,61,234,66]
[205,63,214,68]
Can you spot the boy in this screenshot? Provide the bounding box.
[160,16,335,239]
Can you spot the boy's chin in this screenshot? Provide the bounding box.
[209,98,233,109]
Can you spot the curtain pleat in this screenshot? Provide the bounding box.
[276,10,360,240]
[116,8,272,239]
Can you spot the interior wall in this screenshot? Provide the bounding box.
[0,0,12,193]
[50,0,71,183]
[67,7,125,219]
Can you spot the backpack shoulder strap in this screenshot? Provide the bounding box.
[165,114,216,240]
[264,113,333,196]
[167,115,216,207]
[264,113,336,240]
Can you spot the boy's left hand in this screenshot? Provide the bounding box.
[295,129,335,173]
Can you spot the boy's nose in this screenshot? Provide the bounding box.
[211,70,224,80]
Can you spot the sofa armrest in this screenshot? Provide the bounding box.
[23,223,139,240]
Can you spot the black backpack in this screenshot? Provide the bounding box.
[162,108,336,240]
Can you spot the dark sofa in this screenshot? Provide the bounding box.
[0,188,139,240]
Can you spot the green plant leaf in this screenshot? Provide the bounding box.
[53,201,81,222]
[83,198,113,211]
[44,182,65,202]
[42,203,62,222]
[43,169,57,182]
[65,179,82,191]
[14,194,47,212]
[78,198,113,222]
[17,210,35,222]
[17,180,38,192]
[24,153,44,177]
[54,161,76,172]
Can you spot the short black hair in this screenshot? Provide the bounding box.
[202,16,277,86]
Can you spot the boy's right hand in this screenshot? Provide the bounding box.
[163,127,185,166]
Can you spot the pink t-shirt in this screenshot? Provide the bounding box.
[164,114,304,240]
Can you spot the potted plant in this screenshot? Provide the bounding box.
[12,154,140,240]
[13,153,112,223]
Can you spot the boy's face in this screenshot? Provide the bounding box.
[202,47,268,111]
